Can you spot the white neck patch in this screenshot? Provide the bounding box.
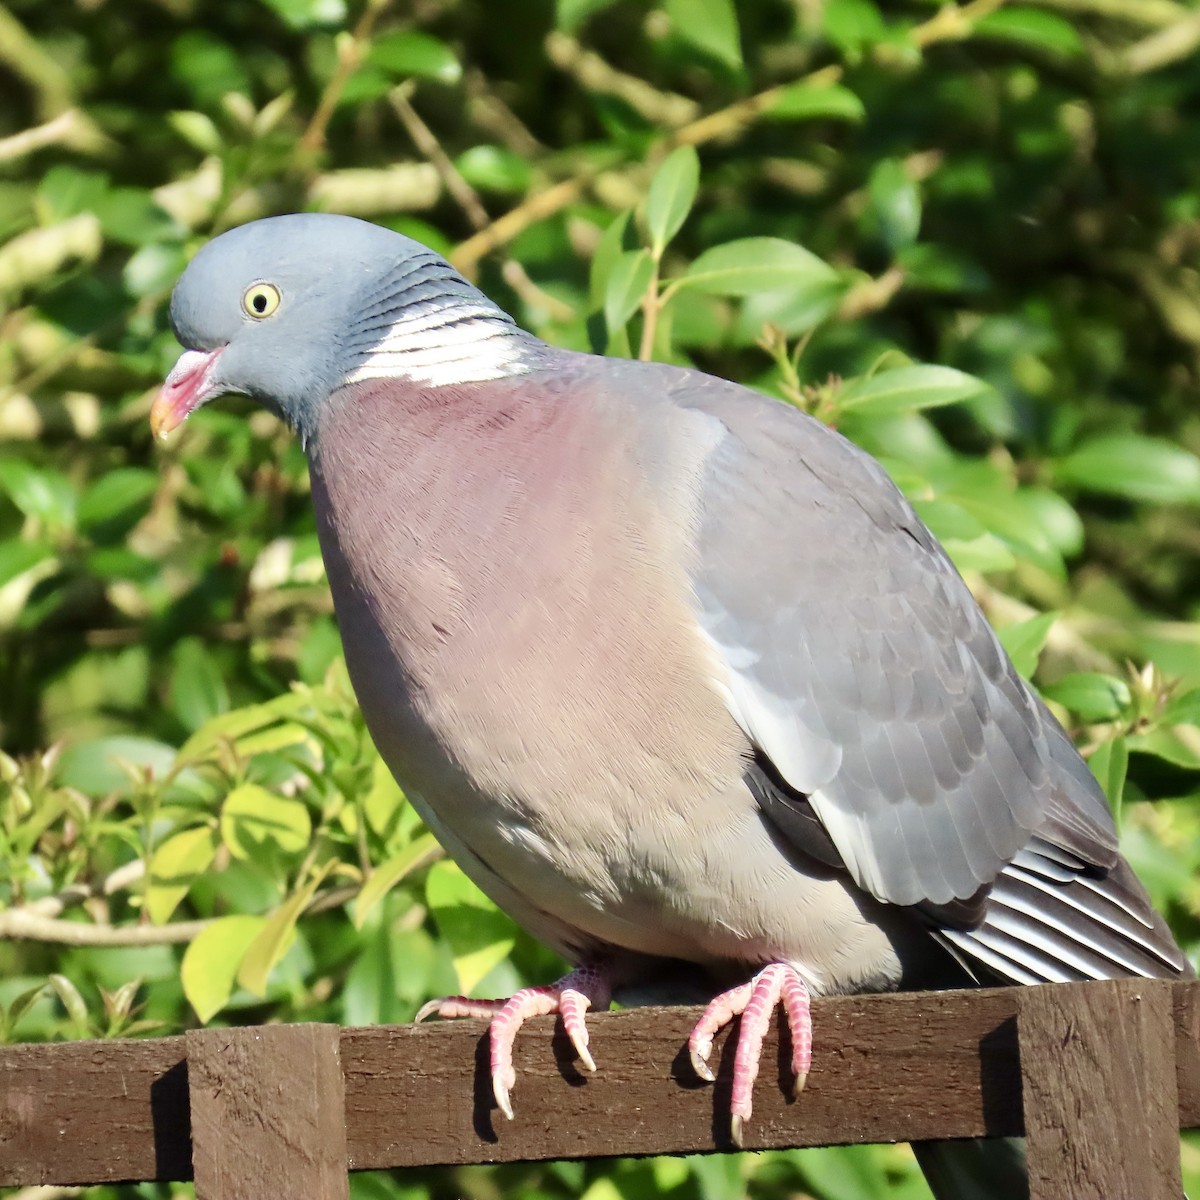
[346,302,532,388]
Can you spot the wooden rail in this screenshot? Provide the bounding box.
[2,979,1198,1198]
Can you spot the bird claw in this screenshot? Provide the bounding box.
[687,963,813,1145]
[730,1113,745,1149]
[689,1046,715,1083]
[493,1065,516,1120]
[416,965,612,1118]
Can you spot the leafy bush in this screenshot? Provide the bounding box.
[3,0,1200,1196]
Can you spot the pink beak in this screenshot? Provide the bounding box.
[151,347,225,439]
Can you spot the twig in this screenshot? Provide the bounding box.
[545,31,700,127]
[638,259,662,361]
[908,0,1010,47]
[0,910,212,946]
[463,68,545,158]
[0,110,108,165]
[390,85,490,228]
[452,63,846,274]
[452,176,592,273]
[22,860,146,920]
[391,86,576,319]
[1124,12,1200,74]
[1033,0,1188,26]
[837,266,906,321]
[298,0,393,157]
[0,3,73,117]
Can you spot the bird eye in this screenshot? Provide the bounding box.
[242,282,281,319]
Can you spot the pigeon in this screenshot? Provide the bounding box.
[153,213,1192,1196]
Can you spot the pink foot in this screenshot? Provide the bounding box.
[688,962,812,1147]
[415,964,612,1119]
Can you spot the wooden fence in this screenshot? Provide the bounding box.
[2,978,1198,1198]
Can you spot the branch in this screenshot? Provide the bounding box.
[1033,0,1189,26]
[0,910,211,946]
[298,0,393,157]
[391,86,576,320]
[544,31,700,127]
[1124,12,1200,74]
[22,859,145,920]
[0,110,110,165]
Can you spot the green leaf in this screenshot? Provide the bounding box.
[362,754,406,838]
[182,915,267,1022]
[170,638,230,733]
[56,736,178,797]
[48,974,88,1030]
[996,612,1058,679]
[1041,673,1132,723]
[76,468,158,534]
[147,825,218,924]
[455,145,532,194]
[2,984,47,1042]
[1054,435,1200,505]
[604,248,654,333]
[866,159,921,253]
[168,110,224,155]
[353,832,442,929]
[425,860,517,994]
[974,8,1083,57]
[664,0,742,69]
[220,784,311,860]
[679,237,836,297]
[1088,737,1128,815]
[590,210,634,308]
[0,540,53,589]
[823,0,886,56]
[0,459,75,528]
[766,83,865,123]
[556,0,619,31]
[837,366,989,417]
[256,0,346,31]
[1160,688,1200,727]
[645,146,699,256]
[1128,727,1200,771]
[176,692,312,763]
[368,30,461,83]
[237,863,334,996]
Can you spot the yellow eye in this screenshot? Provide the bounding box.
[242,282,281,319]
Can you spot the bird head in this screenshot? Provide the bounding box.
[152,213,531,448]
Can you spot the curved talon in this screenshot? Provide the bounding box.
[493,1065,516,1120]
[689,1047,715,1083]
[687,963,813,1143]
[415,965,613,1119]
[730,1113,745,1149]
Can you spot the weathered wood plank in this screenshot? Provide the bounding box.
[339,986,1025,1167]
[187,1024,348,1200]
[0,1035,189,1185]
[0,981,1197,1187]
[186,1022,348,1200]
[1020,979,1182,1200]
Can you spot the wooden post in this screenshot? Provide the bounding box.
[1018,978,1182,1199]
[186,1024,349,1200]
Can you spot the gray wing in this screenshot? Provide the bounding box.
[671,372,1055,909]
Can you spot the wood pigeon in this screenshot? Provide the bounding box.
[154,213,1191,1195]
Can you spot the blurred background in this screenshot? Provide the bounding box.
[2,0,1200,1195]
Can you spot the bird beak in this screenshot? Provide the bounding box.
[151,347,226,439]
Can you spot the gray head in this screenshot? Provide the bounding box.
[153,213,536,448]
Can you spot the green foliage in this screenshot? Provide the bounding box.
[4,0,1200,1196]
